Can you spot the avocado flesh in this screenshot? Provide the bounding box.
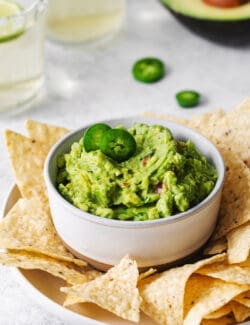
[161,0,250,21]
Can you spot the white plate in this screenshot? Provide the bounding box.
[3,185,155,325]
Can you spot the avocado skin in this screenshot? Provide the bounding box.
[160,2,250,44]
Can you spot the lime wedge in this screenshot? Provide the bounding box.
[0,0,24,43]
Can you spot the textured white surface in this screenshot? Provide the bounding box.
[0,0,250,324]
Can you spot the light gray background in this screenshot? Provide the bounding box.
[0,0,249,324]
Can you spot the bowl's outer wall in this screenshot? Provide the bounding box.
[45,118,225,268]
[48,189,222,267]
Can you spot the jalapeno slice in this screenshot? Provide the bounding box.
[176,90,200,108]
[83,123,111,152]
[100,129,137,162]
[132,57,165,83]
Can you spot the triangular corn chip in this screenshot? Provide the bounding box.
[234,291,250,308]
[143,112,190,126]
[227,222,250,264]
[61,255,141,322]
[188,99,250,168]
[201,314,236,325]
[230,301,250,323]
[205,98,250,168]
[183,274,249,325]
[25,119,69,147]
[138,268,157,281]
[203,237,227,256]
[58,268,155,310]
[196,261,250,285]
[139,254,225,325]
[188,109,226,137]
[234,97,250,112]
[5,130,49,203]
[211,146,250,241]
[204,303,231,320]
[0,250,100,285]
[0,198,85,266]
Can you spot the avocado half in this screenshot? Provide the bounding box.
[160,0,250,43]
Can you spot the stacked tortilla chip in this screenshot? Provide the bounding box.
[139,253,250,324]
[0,99,249,324]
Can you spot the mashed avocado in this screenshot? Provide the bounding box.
[57,123,218,221]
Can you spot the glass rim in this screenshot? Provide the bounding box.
[0,0,47,21]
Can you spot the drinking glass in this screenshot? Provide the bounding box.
[0,0,47,116]
[46,0,125,44]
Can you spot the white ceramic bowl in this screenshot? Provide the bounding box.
[44,117,225,271]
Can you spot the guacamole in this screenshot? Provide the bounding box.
[57,123,218,221]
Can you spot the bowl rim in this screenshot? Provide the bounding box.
[44,117,225,229]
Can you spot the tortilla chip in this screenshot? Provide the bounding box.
[227,222,250,264]
[234,97,250,112]
[211,147,250,241]
[0,198,85,266]
[139,268,157,281]
[61,255,141,322]
[188,109,226,137]
[230,301,250,323]
[143,112,190,126]
[63,292,84,306]
[218,146,250,206]
[25,120,69,148]
[203,237,227,256]
[189,99,250,167]
[0,250,100,285]
[204,303,231,319]
[239,258,250,268]
[201,315,236,325]
[4,130,49,203]
[144,109,226,139]
[196,261,250,285]
[207,98,250,168]
[234,291,250,308]
[183,274,249,325]
[139,254,225,325]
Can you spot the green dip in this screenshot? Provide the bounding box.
[57,123,218,221]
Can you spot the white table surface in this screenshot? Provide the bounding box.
[0,0,250,324]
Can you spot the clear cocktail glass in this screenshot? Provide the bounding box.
[0,0,47,116]
[46,0,125,44]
